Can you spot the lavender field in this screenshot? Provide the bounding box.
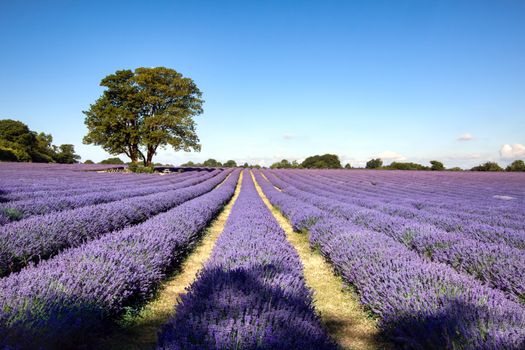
[1,163,524,349]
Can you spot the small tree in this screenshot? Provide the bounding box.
[84,160,94,164]
[83,67,204,166]
[203,159,222,167]
[430,160,445,171]
[53,144,81,164]
[301,154,342,169]
[99,157,124,165]
[506,160,525,172]
[181,161,197,166]
[223,160,237,168]
[344,163,352,169]
[471,162,503,172]
[366,158,383,169]
[270,159,291,169]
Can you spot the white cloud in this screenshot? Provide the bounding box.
[500,144,525,159]
[457,133,474,141]
[375,151,407,161]
[282,133,294,140]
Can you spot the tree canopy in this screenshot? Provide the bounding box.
[99,157,125,165]
[430,160,445,171]
[223,160,237,168]
[0,119,80,163]
[301,154,342,169]
[202,159,222,167]
[471,162,503,172]
[366,158,383,169]
[387,162,429,171]
[506,160,525,172]
[83,67,204,166]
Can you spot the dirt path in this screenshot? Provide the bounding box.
[251,171,388,350]
[98,171,243,350]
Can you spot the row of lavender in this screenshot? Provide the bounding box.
[283,169,525,222]
[0,170,240,349]
[279,170,525,230]
[265,170,525,302]
[0,170,198,221]
[254,170,525,349]
[0,162,128,197]
[0,169,230,276]
[344,171,524,221]
[157,171,335,350]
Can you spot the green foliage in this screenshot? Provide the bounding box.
[366,158,383,169]
[99,157,125,165]
[0,119,79,163]
[301,154,342,169]
[448,167,463,171]
[202,159,222,167]
[506,160,525,172]
[128,163,154,173]
[387,162,429,170]
[223,160,237,168]
[1,208,23,221]
[0,146,19,161]
[471,162,503,172]
[83,67,204,166]
[84,160,95,164]
[270,159,302,169]
[53,144,81,164]
[344,163,352,169]
[180,161,197,167]
[271,159,290,169]
[430,160,445,171]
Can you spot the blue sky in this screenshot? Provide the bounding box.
[1,0,524,167]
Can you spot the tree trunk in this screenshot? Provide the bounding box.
[129,147,139,164]
[145,145,157,167]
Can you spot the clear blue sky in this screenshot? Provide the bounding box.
[1,0,524,167]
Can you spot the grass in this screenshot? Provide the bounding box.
[251,170,390,350]
[96,171,243,349]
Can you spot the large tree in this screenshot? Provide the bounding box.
[366,158,383,169]
[301,154,342,169]
[83,67,204,166]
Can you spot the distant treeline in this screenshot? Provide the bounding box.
[90,155,525,172]
[270,154,525,172]
[181,159,261,168]
[0,119,80,163]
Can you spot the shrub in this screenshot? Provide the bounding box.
[128,162,154,173]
